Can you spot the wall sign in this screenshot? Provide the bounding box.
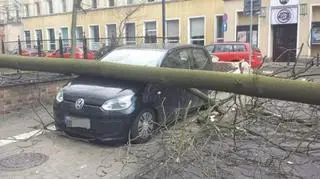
[271,0,299,7]
[271,7,298,24]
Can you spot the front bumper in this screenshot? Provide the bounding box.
[53,100,138,142]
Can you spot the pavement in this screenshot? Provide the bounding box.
[0,106,145,179]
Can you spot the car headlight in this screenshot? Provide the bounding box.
[101,94,134,111]
[56,89,64,103]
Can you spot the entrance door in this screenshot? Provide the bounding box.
[273,24,297,62]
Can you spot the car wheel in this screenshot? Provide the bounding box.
[130,109,156,144]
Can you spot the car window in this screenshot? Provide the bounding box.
[162,49,192,69]
[192,48,208,69]
[214,44,233,52]
[233,44,246,52]
[205,45,214,53]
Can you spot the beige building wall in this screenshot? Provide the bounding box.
[21,0,224,50]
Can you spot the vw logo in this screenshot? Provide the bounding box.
[75,98,85,110]
[279,0,289,5]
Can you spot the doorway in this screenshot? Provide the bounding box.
[272,24,297,62]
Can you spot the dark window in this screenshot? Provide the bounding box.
[61,27,69,47]
[48,28,56,50]
[166,20,179,43]
[162,49,192,69]
[145,21,157,43]
[92,0,97,8]
[216,15,224,40]
[76,26,84,45]
[24,4,29,17]
[107,24,117,45]
[192,49,208,69]
[125,23,136,45]
[62,0,67,12]
[35,29,43,49]
[147,0,155,2]
[35,2,40,15]
[233,44,246,52]
[48,0,53,14]
[89,25,100,50]
[190,17,205,46]
[109,0,114,7]
[236,25,258,47]
[127,0,133,4]
[24,31,31,48]
[214,44,233,52]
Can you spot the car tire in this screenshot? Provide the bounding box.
[130,108,156,144]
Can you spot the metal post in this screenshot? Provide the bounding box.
[37,35,41,57]
[162,0,166,44]
[71,0,79,59]
[83,32,87,59]
[317,53,319,67]
[59,34,64,58]
[18,36,22,55]
[249,0,253,74]
[1,39,5,54]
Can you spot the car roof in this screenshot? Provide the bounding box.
[207,42,249,46]
[114,44,204,52]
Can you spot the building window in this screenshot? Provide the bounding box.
[35,2,41,15]
[127,0,133,5]
[61,27,69,47]
[189,17,205,46]
[125,23,136,45]
[24,4,29,17]
[236,25,258,47]
[76,26,84,46]
[35,29,43,49]
[24,31,31,48]
[147,0,155,2]
[62,0,67,12]
[109,0,114,7]
[47,28,56,50]
[48,0,53,14]
[166,19,179,43]
[106,24,117,45]
[92,0,97,8]
[216,15,224,41]
[144,21,157,43]
[89,25,100,50]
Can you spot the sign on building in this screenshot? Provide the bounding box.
[271,0,299,25]
[271,0,299,7]
[243,0,261,16]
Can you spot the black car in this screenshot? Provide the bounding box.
[53,44,213,144]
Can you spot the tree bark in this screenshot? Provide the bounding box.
[0,55,319,105]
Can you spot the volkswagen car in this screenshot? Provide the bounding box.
[53,44,213,144]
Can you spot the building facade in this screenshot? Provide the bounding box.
[224,0,320,61]
[17,0,224,52]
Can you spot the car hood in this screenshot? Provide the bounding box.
[63,76,143,106]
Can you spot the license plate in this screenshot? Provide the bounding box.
[65,116,91,129]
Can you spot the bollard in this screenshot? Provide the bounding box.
[37,35,41,57]
[1,39,5,54]
[18,36,22,55]
[59,34,64,58]
[83,33,88,59]
[317,53,319,67]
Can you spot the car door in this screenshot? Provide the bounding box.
[149,48,193,123]
[190,47,211,108]
[233,44,248,61]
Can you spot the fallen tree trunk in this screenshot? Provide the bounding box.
[0,55,319,105]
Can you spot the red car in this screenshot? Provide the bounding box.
[205,42,263,69]
[47,47,95,60]
[9,48,46,57]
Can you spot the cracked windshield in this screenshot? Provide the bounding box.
[1,0,320,178]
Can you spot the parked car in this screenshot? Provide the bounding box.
[47,47,95,60]
[8,48,46,57]
[205,42,263,69]
[53,45,213,144]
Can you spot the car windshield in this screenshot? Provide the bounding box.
[101,49,166,67]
